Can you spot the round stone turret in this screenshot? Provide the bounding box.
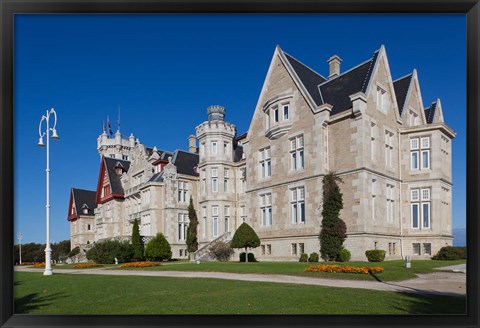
[207,105,226,122]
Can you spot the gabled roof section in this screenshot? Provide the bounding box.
[72,188,96,216]
[319,50,379,115]
[149,171,165,183]
[283,52,327,106]
[393,73,413,115]
[424,101,437,124]
[171,150,199,176]
[104,156,131,194]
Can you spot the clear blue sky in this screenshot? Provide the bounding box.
[14,14,466,244]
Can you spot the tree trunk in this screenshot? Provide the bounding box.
[245,247,248,263]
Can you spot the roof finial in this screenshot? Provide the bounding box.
[117,106,121,132]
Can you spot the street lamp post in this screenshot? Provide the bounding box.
[38,108,59,276]
[17,233,23,265]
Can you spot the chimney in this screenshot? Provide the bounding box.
[327,55,342,79]
[188,135,197,153]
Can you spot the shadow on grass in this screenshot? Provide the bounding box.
[391,291,466,314]
[14,291,66,314]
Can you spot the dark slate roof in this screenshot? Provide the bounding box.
[284,53,326,106]
[72,188,96,216]
[172,150,199,176]
[318,50,379,115]
[149,171,165,183]
[104,157,131,194]
[283,47,380,116]
[393,73,413,115]
[424,102,437,124]
[160,151,174,160]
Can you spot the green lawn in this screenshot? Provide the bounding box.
[14,272,466,315]
[114,259,466,282]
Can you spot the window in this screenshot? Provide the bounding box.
[420,137,430,169]
[178,213,188,241]
[411,188,431,229]
[299,243,305,254]
[202,207,207,237]
[224,206,230,232]
[385,130,394,168]
[212,168,218,192]
[213,217,218,237]
[259,148,271,179]
[290,135,304,171]
[224,169,229,193]
[265,110,270,130]
[179,249,183,257]
[413,243,421,255]
[371,122,377,160]
[409,110,419,126]
[291,187,305,224]
[273,106,279,123]
[423,243,431,255]
[201,170,206,193]
[372,179,377,221]
[178,181,188,203]
[388,242,397,255]
[411,137,430,171]
[211,141,218,155]
[386,183,395,222]
[224,142,228,154]
[261,245,265,255]
[200,142,205,157]
[82,207,88,215]
[376,86,387,110]
[87,224,91,231]
[267,244,271,255]
[240,206,246,223]
[260,193,272,226]
[142,214,151,236]
[122,155,128,160]
[291,243,297,256]
[212,206,219,216]
[283,104,289,120]
[109,154,116,158]
[71,206,75,215]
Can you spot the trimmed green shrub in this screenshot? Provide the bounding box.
[365,250,386,262]
[308,252,319,263]
[144,233,172,261]
[337,248,351,262]
[432,246,466,260]
[68,246,80,258]
[299,253,308,262]
[86,240,134,264]
[231,223,260,262]
[239,252,257,262]
[208,241,234,261]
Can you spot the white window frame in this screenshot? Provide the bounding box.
[290,135,304,171]
[211,141,218,155]
[376,85,387,111]
[259,148,271,179]
[386,183,395,223]
[283,104,289,120]
[411,188,431,229]
[213,217,218,237]
[385,130,394,168]
[291,187,305,224]
[260,193,272,226]
[178,213,188,241]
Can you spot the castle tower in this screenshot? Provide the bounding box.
[96,121,135,161]
[195,105,237,243]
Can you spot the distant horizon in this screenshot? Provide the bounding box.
[14,14,466,244]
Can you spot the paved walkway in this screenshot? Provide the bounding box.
[433,263,466,274]
[15,265,466,297]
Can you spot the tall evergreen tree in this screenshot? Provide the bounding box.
[186,196,199,253]
[319,172,347,261]
[131,219,143,261]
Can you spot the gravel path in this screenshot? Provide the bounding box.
[15,266,466,297]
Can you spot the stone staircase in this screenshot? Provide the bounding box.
[191,232,232,262]
[67,243,93,264]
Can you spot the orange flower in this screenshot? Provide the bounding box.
[120,261,161,268]
[304,264,384,275]
[72,263,103,269]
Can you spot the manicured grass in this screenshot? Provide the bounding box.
[14,272,466,314]
[114,259,466,282]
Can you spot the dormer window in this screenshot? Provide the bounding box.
[81,204,89,215]
[114,161,124,175]
[263,95,293,139]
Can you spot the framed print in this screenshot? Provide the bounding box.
[1,1,479,327]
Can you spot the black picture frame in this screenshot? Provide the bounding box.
[1,1,479,327]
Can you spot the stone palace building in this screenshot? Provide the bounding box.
[67,45,455,261]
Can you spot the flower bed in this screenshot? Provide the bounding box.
[33,262,56,268]
[18,262,36,266]
[72,263,103,269]
[120,261,161,268]
[304,264,384,275]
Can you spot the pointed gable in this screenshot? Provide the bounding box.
[96,156,131,204]
[68,188,96,221]
[171,150,199,176]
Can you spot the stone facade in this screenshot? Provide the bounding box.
[69,44,455,261]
